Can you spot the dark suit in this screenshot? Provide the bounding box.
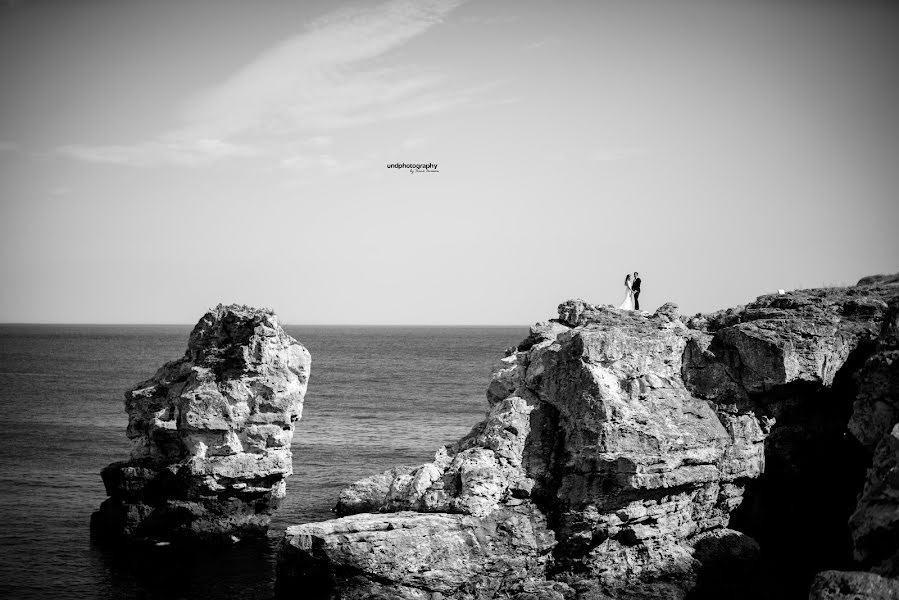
[632,277,641,310]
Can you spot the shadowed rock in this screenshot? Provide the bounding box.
[848,301,899,577]
[809,570,899,600]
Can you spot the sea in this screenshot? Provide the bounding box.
[0,324,527,600]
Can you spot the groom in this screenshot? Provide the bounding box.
[632,272,642,310]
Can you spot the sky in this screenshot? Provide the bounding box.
[1,0,897,325]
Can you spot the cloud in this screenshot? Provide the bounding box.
[462,14,520,25]
[402,137,426,149]
[590,148,647,162]
[306,136,332,147]
[280,153,339,171]
[57,137,257,167]
[525,37,556,50]
[58,0,470,168]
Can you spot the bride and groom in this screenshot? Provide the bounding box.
[618,272,642,310]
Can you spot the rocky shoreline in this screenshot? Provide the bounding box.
[89,278,899,598]
[275,275,899,599]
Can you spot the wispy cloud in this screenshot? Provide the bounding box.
[58,0,470,168]
[306,136,333,148]
[402,137,426,149]
[462,14,520,25]
[58,137,257,167]
[280,153,339,171]
[525,36,556,50]
[590,148,647,162]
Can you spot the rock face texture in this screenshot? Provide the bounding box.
[681,284,899,598]
[279,507,557,600]
[809,570,899,600]
[91,304,311,543]
[276,277,899,599]
[848,299,899,577]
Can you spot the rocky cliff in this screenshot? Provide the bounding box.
[276,277,898,599]
[91,304,311,543]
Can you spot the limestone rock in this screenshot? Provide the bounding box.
[335,396,536,518]
[688,528,761,598]
[683,288,890,400]
[277,275,899,599]
[277,504,556,600]
[809,570,899,600]
[849,301,899,576]
[334,465,415,516]
[850,423,899,576]
[849,301,899,449]
[557,299,611,328]
[680,281,898,597]
[859,274,899,287]
[91,304,311,543]
[524,302,751,595]
[517,321,572,353]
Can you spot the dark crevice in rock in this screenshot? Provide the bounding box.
[275,537,337,600]
[523,401,567,529]
[724,342,877,600]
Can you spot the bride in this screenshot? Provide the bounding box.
[618,274,635,310]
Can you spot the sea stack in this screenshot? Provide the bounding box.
[276,277,898,599]
[91,304,311,543]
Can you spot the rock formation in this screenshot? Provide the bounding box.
[848,298,899,577]
[91,304,311,543]
[680,280,899,598]
[276,277,898,599]
[809,570,899,600]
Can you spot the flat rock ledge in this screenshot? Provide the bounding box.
[809,570,899,600]
[277,277,899,599]
[277,506,556,600]
[91,304,311,543]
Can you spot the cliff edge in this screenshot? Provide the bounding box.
[276,278,899,599]
[91,304,311,543]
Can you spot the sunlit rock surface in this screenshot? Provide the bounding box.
[91,304,310,543]
[277,276,899,599]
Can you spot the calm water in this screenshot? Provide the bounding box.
[0,324,526,600]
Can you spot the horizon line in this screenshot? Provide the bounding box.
[0,322,534,328]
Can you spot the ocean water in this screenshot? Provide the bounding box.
[0,324,526,600]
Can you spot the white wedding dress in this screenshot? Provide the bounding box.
[618,284,635,310]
